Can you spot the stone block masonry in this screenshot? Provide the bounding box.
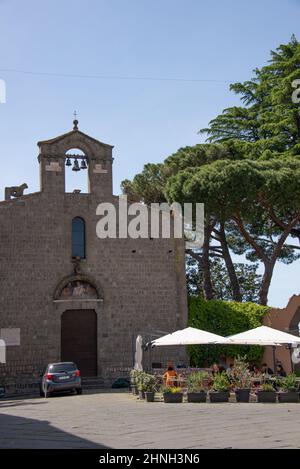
[0,122,188,392]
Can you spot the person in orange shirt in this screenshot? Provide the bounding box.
[163,364,178,387]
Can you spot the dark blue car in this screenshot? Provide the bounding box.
[40,362,82,397]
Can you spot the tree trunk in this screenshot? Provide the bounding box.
[202,224,214,300]
[259,261,275,306]
[219,223,242,302]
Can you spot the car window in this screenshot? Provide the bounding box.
[49,363,77,373]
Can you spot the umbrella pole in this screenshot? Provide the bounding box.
[289,345,294,373]
[272,345,276,372]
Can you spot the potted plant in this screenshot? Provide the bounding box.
[257,383,277,403]
[141,373,157,402]
[277,374,299,403]
[162,386,183,403]
[130,369,142,396]
[187,371,208,403]
[232,356,252,403]
[209,372,230,403]
[136,371,147,399]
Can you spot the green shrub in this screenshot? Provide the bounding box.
[261,383,274,392]
[137,372,156,392]
[212,372,230,392]
[232,356,251,389]
[294,369,300,378]
[130,369,143,386]
[188,298,269,366]
[187,371,209,392]
[280,374,298,392]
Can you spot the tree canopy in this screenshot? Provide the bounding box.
[122,36,300,305]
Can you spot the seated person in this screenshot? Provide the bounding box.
[276,364,286,377]
[252,365,261,376]
[251,365,262,386]
[211,363,220,376]
[163,364,178,387]
[261,363,274,376]
[226,363,234,382]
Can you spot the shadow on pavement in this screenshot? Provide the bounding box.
[0,413,109,449]
[0,400,49,408]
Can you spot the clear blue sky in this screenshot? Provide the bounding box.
[0,0,299,307]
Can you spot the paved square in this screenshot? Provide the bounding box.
[0,392,300,449]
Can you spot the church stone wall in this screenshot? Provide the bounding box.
[0,126,188,393]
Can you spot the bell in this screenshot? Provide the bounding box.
[80,159,87,170]
[72,159,80,172]
[66,158,72,167]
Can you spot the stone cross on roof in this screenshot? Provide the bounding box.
[73,110,79,130]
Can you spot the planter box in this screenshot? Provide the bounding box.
[145,391,155,402]
[257,391,277,403]
[278,392,299,403]
[187,391,207,403]
[163,392,183,403]
[209,391,230,403]
[235,389,251,403]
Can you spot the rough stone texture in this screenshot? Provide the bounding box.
[0,126,188,390]
[0,393,299,449]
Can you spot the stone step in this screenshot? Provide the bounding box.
[81,376,105,389]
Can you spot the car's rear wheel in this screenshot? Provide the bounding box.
[76,388,82,395]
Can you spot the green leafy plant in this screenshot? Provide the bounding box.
[187,371,209,392]
[188,298,268,366]
[261,383,275,392]
[280,374,298,392]
[212,372,230,392]
[136,372,156,392]
[130,369,143,386]
[232,356,251,389]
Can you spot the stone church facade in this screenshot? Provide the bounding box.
[0,121,187,392]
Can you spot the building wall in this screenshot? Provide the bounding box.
[262,295,300,374]
[0,127,188,392]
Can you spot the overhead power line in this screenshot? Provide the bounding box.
[0,68,234,83]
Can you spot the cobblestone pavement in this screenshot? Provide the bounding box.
[0,392,300,449]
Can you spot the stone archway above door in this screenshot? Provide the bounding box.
[54,274,103,301]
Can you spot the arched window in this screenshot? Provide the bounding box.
[72,217,86,259]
